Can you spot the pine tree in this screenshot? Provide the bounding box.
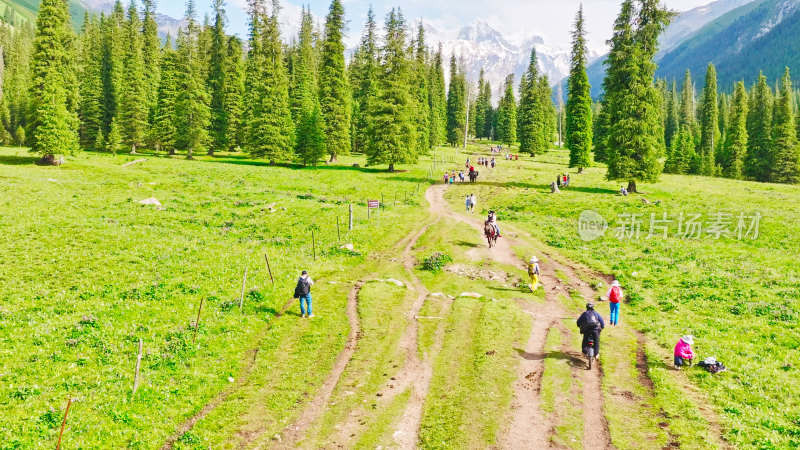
[118,0,148,152]
[662,82,679,153]
[517,49,539,154]
[365,8,417,171]
[412,22,430,153]
[679,69,695,131]
[289,7,316,122]
[142,0,160,124]
[153,35,179,154]
[496,74,517,146]
[718,91,729,145]
[697,63,719,175]
[745,73,773,182]
[475,69,487,139]
[664,126,695,174]
[348,6,377,154]
[244,0,294,161]
[78,14,105,148]
[319,0,350,162]
[174,0,211,158]
[101,1,126,132]
[94,127,105,151]
[29,0,80,157]
[719,81,748,179]
[428,44,447,146]
[296,100,326,165]
[566,5,592,172]
[539,75,557,150]
[223,35,245,150]
[208,0,228,154]
[445,55,466,146]
[603,0,672,192]
[593,102,609,162]
[771,68,800,184]
[481,80,493,139]
[106,116,121,154]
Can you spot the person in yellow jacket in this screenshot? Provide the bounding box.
[527,256,540,291]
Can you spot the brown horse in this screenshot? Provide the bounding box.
[484,220,497,248]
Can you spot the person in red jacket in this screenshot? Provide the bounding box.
[605,280,623,325]
[674,335,695,369]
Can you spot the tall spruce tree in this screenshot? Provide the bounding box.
[244,0,294,161]
[29,0,80,158]
[318,0,350,162]
[566,5,592,172]
[481,80,493,139]
[290,7,325,162]
[445,55,466,146]
[664,80,679,150]
[517,49,539,154]
[365,8,416,171]
[78,14,104,148]
[496,74,517,146]
[698,63,719,175]
[153,34,178,154]
[428,44,447,146]
[664,126,695,174]
[413,22,430,153]
[101,1,125,133]
[475,69,487,139]
[142,0,160,124]
[745,73,773,182]
[119,0,148,152]
[222,36,245,150]
[174,0,210,158]
[603,0,672,192]
[719,81,748,179]
[679,69,696,132]
[348,6,377,154]
[771,68,800,184]
[207,0,228,154]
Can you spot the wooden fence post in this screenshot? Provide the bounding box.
[336,216,341,241]
[239,268,248,311]
[264,254,274,285]
[132,339,143,395]
[349,204,353,230]
[56,397,73,450]
[192,297,205,344]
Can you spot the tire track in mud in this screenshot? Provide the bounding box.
[249,282,364,449]
[427,184,612,448]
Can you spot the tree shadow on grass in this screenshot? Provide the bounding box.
[560,186,620,195]
[0,155,39,166]
[199,155,393,174]
[451,240,479,248]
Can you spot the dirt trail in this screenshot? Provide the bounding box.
[262,282,364,449]
[161,298,296,450]
[427,184,612,449]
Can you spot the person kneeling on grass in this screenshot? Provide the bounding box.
[294,270,314,318]
[674,335,695,369]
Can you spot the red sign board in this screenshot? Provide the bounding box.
[367,200,380,209]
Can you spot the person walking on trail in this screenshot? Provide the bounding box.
[465,194,471,212]
[527,256,541,291]
[606,280,623,325]
[294,270,314,318]
[577,302,605,357]
[459,170,465,182]
[674,335,695,370]
[470,194,476,213]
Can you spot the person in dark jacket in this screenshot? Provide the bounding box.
[576,302,605,356]
[294,270,314,318]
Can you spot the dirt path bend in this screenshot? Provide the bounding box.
[427,184,612,449]
[265,282,364,449]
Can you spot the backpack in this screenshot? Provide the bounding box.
[609,287,622,303]
[581,311,599,332]
[294,278,310,299]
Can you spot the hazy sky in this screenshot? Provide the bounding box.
[156,0,719,50]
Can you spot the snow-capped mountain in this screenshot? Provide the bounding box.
[657,0,755,57]
[426,19,599,99]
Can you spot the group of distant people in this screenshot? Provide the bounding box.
[505,154,519,161]
[556,173,571,187]
[464,193,477,213]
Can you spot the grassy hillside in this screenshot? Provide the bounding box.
[1,0,87,29]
